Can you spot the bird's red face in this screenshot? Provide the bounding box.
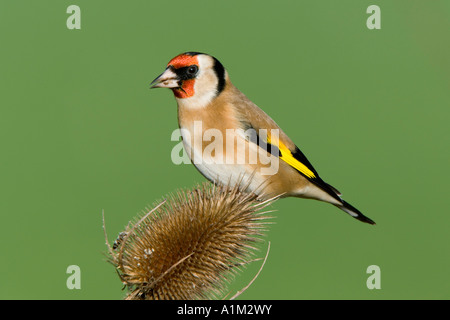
[150,53,200,99]
[151,52,227,109]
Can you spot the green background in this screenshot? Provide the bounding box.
[1,1,449,299]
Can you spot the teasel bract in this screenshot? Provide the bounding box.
[104,182,276,300]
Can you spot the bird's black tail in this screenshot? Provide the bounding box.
[334,200,376,225]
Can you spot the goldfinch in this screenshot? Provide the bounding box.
[150,52,375,225]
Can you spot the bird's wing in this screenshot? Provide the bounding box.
[242,120,342,202]
[232,94,342,203]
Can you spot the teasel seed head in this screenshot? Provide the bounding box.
[104,182,276,300]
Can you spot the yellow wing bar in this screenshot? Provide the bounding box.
[267,134,316,179]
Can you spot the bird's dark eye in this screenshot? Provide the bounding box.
[187,65,198,75]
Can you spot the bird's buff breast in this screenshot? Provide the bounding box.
[180,122,269,195]
[177,107,303,198]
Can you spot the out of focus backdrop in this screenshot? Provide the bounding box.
[0,1,449,299]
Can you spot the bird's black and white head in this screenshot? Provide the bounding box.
[150,52,227,108]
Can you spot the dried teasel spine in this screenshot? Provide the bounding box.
[104,182,276,300]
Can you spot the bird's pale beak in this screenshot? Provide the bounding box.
[150,68,180,89]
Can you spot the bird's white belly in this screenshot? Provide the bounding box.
[180,125,269,195]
